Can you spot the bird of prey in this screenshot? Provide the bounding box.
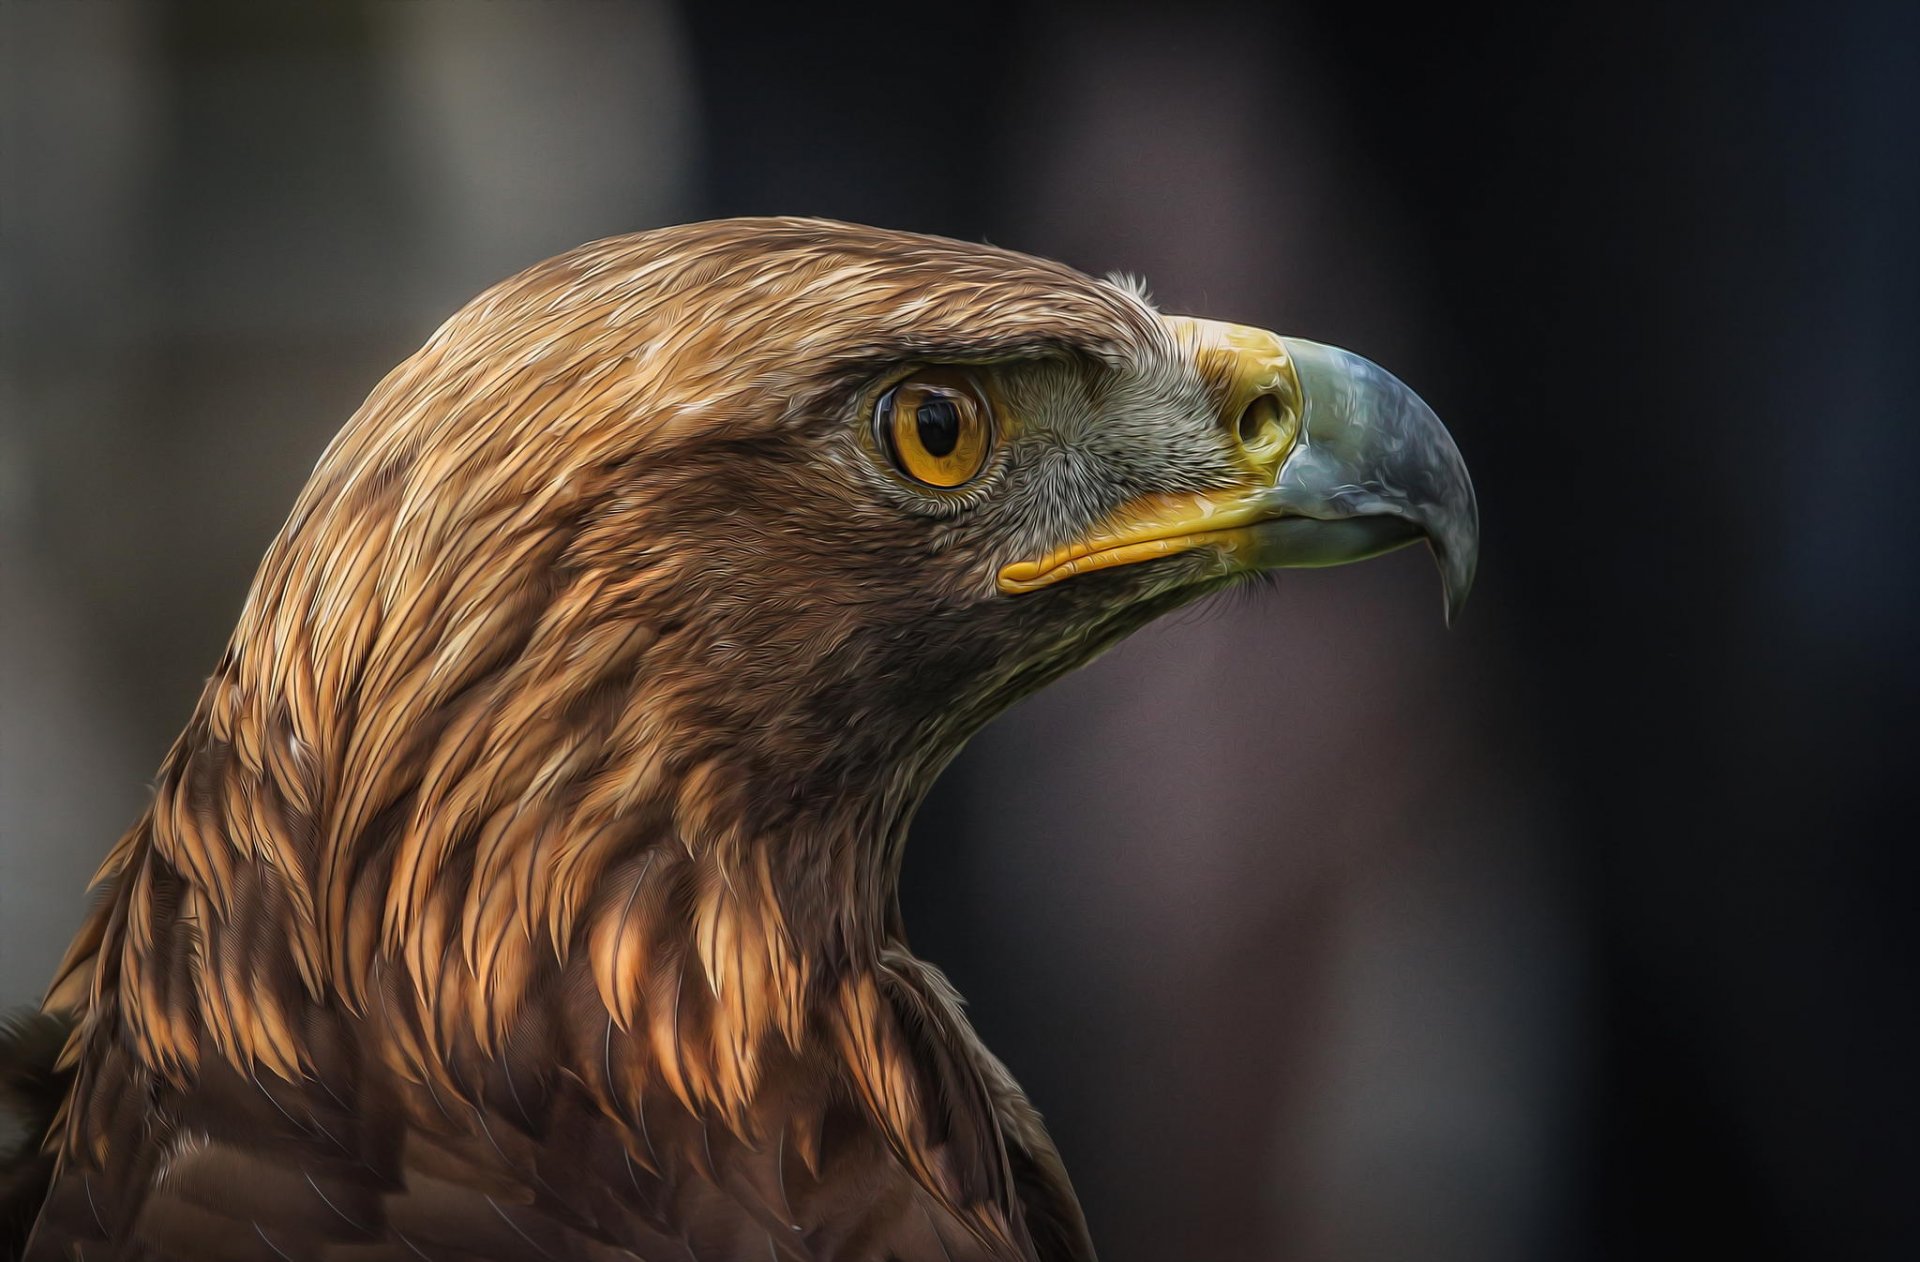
[2,218,1476,1261]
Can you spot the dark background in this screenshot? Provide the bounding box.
[3,2,1916,1259]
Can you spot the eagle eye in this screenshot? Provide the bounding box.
[876,370,993,490]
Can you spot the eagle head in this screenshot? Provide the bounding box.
[233,217,1474,967]
[34,217,1476,1262]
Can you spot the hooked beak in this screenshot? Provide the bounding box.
[997,319,1480,624]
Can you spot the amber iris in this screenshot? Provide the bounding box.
[876,371,993,489]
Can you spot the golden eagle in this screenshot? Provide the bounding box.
[3,219,1475,1260]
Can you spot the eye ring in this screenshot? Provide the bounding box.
[874,370,995,490]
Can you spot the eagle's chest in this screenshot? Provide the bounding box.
[27,1015,1032,1262]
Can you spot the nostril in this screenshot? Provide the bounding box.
[1233,392,1300,466]
[1236,394,1286,447]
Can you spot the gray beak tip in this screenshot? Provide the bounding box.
[1438,542,1476,627]
[1432,493,1479,628]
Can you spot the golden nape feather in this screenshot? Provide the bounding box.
[10,218,1474,1260]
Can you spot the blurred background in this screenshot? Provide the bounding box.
[2,1,1916,1258]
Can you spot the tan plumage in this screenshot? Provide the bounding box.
[6,217,1476,1260]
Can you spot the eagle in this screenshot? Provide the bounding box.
[2,218,1475,1261]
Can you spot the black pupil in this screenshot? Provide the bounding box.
[914,395,962,458]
